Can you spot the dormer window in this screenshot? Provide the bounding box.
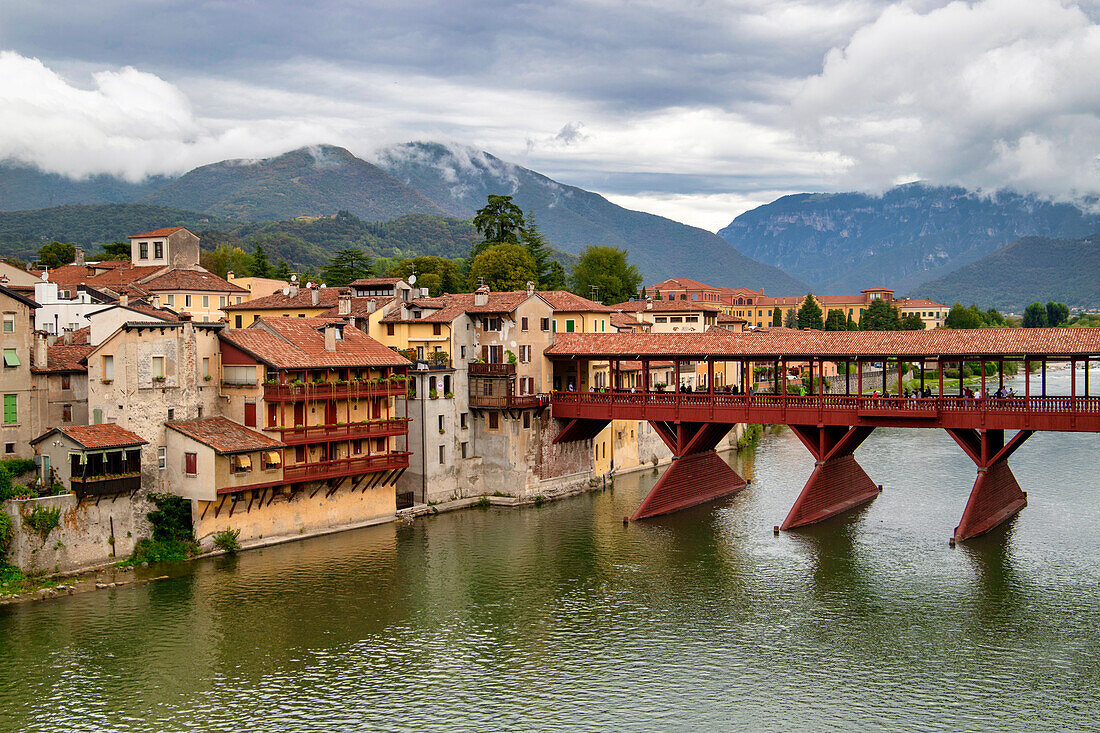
[139,242,148,259]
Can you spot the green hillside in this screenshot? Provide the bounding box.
[142,146,447,222]
[376,142,808,293]
[913,234,1100,311]
[0,163,161,211]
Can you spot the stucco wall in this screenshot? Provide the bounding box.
[193,481,395,548]
[2,493,139,573]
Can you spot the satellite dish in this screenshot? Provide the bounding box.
[320,283,327,289]
[305,282,313,289]
[41,271,49,282]
[291,274,298,282]
[408,274,417,285]
[282,287,290,296]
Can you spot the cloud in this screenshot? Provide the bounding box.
[793,0,1100,199]
[0,51,337,181]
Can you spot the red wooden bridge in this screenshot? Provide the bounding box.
[546,328,1100,541]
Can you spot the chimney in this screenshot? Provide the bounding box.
[227,270,235,281]
[312,287,320,306]
[475,285,489,307]
[324,324,339,352]
[179,312,192,322]
[338,293,352,316]
[420,287,430,299]
[367,298,377,314]
[73,246,85,266]
[119,293,128,308]
[645,297,653,310]
[63,329,73,345]
[33,331,47,369]
[289,282,299,298]
[151,294,160,308]
[526,281,535,296]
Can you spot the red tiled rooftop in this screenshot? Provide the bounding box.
[129,227,188,239]
[611,299,722,313]
[34,344,95,373]
[32,424,147,450]
[350,277,404,287]
[142,269,247,293]
[223,286,346,310]
[544,328,1100,359]
[221,317,410,369]
[166,416,284,454]
[536,291,614,312]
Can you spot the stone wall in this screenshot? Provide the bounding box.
[2,493,141,574]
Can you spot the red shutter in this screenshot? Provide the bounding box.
[185,452,197,474]
[244,402,257,427]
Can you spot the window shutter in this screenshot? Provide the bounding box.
[3,394,16,424]
[185,452,197,474]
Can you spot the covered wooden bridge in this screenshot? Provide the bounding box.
[545,328,1100,541]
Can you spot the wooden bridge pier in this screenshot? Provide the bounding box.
[781,425,880,530]
[945,428,1033,541]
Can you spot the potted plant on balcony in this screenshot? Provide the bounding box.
[506,350,517,365]
[153,376,166,384]
[101,379,112,385]
[204,375,213,381]
[429,389,439,399]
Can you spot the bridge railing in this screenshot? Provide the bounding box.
[551,390,1100,416]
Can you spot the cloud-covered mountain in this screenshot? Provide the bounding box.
[913,233,1100,312]
[718,183,1100,295]
[0,162,163,210]
[375,142,807,293]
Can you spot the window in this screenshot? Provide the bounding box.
[460,412,468,429]
[460,345,466,359]
[540,318,550,331]
[220,296,227,308]
[236,297,243,305]
[3,348,18,367]
[439,446,445,464]
[262,451,280,470]
[92,408,103,424]
[235,315,243,328]
[565,319,575,333]
[202,295,209,308]
[438,415,444,432]
[151,356,164,379]
[523,411,531,429]
[184,452,198,475]
[485,345,502,363]
[488,412,499,429]
[166,294,174,307]
[154,241,163,259]
[670,316,683,323]
[223,365,256,385]
[521,317,529,331]
[139,242,148,259]
[167,408,175,421]
[4,443,13,454]
[62,404,72,422]
[3,394,16,424]
[484,317,501,331]
[2,313,13,333]
[433,323,441,336]
[685,316,698,323]
[655,317,667,323]
[202,358,210,379]
[102,355,114,381]
[295,445,305,462]
[387,323,395,336]
[461,441,468,458]
[61,374,71,390]
[230,454,252,473]
[158,446,166,469]
[184,295,192,308]
[353,439,363,455]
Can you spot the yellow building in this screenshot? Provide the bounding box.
[227,273,291,302]
[221,284,346,328]
[759,287,948,330]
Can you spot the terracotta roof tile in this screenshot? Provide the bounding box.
[611,299,722,312]
[536,290,614,312]
[224,286,346,310]
[142,269,247,293]
[129,227,187,239]
[33,424,147,449]
[317,296,397,318]
[34,344,95,373]
[350,277,404,287]
[166,416,284,454]
[220,317,410,369]
[545,328,1100,359]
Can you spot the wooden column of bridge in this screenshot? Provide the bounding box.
[546,328,1100,542]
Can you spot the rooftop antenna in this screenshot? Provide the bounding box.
[590,285,600,302]
[477,277,486,288]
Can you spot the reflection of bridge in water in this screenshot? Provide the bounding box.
[546,328,1100,541]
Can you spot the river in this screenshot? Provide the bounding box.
[1,368,1099,732]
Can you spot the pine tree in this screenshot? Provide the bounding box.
[772,307,782,327]
[251,245,273,278]
[796,294,824,330]
[520,214,554,288]
[783,309,797,328]
[321,248,373,287]
[273,260,292,281]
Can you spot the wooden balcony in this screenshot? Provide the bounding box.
[469,394,547,409]
[263,381,407,402]
[274,418,411,444]
[281,452,411,483]
[71,472,141,499]
[469,362,515,377]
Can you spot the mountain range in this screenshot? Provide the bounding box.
[0,145,807,294]
[718,183,1100,296]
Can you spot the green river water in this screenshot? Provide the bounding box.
[1,370,1099,732]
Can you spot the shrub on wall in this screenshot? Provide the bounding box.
[0,509,12,560]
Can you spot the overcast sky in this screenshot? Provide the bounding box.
[2,0,1100,230]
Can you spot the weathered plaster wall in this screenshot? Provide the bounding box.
[2,494,139,573]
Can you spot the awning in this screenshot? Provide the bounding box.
[262,451,281,467]
[3,349,19,367]
[232,454,253,470]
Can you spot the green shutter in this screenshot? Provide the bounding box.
[3,349,19,367]
[3,394,16,424]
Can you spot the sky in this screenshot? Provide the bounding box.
[2,0,1100,231]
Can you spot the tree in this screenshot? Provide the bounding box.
[640,286,648,299]
[985,308,1007,327]
[772,307,782,327]
[1046,301,1069,327]
[201,243,252,279]
[846,315,859,331]
[1022,302,1048,328]
[944,303,985,329]
[520,214,557,289]
[796,294,823,330]
[273,260,293,281]
[824,308,847,331]
[543,260,568,291]
[321,248,372,287]
[468,243,538,292]
[900,313,926,330]
[569,245,642,304]
[783,309,798,329]
[88,242,131,261]
[387,256,465,295]
[472,194,526,257]
[38,241,75,269]
[250,245,273,278]
[860,299,901,330]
